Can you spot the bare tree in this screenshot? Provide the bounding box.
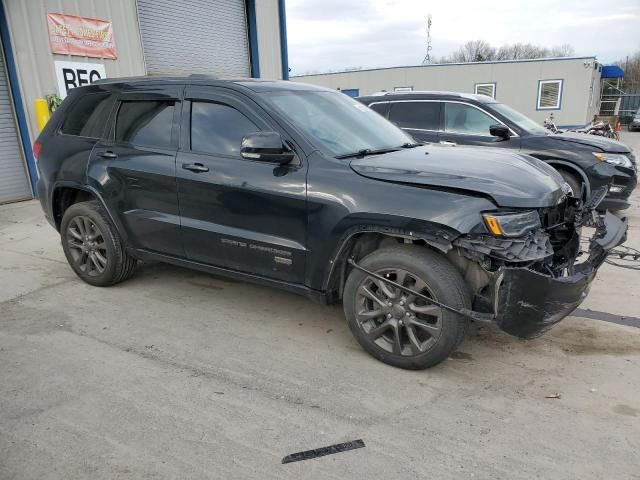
[549,44,575,57]
[442,41,575,63]
[616,51,640,90]
[448,40,496,63]
[496,43,549,60]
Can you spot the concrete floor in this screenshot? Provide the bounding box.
[1,132,639,479]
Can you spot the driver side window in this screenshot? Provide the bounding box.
[190,101,260,157]
[444,103,497,136]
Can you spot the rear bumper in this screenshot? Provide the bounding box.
[492,212,627,338]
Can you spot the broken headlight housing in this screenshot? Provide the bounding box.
[592,152,633,169]
[482,211,541,237]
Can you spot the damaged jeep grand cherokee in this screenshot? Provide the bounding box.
[35,77,627,369]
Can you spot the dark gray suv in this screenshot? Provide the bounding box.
[34,77,627,369]
[358,92,637,211]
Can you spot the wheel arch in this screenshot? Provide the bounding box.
[51,182,127,242]
[322,223,460,303]
[544,160,591,198]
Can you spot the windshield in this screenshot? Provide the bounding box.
[263,91,414,157]
[491,103,549,135]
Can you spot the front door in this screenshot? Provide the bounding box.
[176,87,308,283]
[439,102,520,149]
[88,88,183,256]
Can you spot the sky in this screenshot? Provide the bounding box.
[285,0,640,76]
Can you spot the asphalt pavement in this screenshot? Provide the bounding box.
[1,132,638,479]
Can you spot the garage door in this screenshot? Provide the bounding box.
[0,47,30,204]
[136,0,251,77]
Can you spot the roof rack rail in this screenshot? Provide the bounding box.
[189,73,218,79]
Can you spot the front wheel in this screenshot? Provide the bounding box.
[558,170,583,201]
[343,245,471,369]
[60,200,137,287]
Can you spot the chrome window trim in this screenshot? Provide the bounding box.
[369,99,519,137]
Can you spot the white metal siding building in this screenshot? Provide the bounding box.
[293,57,601,129]
[0,0,288,203]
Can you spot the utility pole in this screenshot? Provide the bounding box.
[421,14,432,65]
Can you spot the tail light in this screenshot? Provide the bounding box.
[33,140,42,162]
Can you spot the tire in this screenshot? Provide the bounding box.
[60,200,137,287]
[558,170,583,200]
[343,245,471,369]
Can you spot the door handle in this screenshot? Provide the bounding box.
[439,140,457,146]
[182,162,209,173]
[99,151,118,159]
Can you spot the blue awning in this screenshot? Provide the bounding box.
[601,65,624,78]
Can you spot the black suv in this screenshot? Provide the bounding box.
[35,77,626,369]
[357,92,637,211]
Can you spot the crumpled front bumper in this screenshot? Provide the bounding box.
[492,212,627,339]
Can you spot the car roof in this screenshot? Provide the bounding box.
[92,75,334,93]
[357,91,496,104]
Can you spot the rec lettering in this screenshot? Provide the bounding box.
[62,68,102,91]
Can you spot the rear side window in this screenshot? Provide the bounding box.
[369,102,388,117]
[190,102,260,156]
[389,102,440,130]
[115,100,175,148]
[60,93,112,138]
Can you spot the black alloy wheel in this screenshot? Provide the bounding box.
[343,245,470,369]
[60,200,137,287]
[355,268,443,356]
[66,215,109,277]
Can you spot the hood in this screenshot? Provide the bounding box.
[551,132,630,153]
[350,145,567,208]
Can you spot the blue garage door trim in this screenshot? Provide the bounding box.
[245,0,260,78]
[0,1,37,196]
[279,0,289,80]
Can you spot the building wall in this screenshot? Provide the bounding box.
[293,58,600,127]
[2,0,146,144]
[255,0,283,80]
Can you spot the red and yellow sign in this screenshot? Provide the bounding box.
[47,13,117,59]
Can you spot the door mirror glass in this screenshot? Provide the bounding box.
[489,124,511,139]
[241,132,294,164]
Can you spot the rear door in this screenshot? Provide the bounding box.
[440,101,520,149]
[176,87,308,283]
[387,100,441,143]
[87,87,183,256]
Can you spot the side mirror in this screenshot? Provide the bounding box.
[241,132,294,164]
[490,124,511,139]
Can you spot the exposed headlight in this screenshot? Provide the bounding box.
[483,211,541,237]
[592,152,633,168]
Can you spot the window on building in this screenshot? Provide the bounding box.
[60,93,112,138]
[537,80,563,109]
[474,83,496,99]
[444,102,497,135]
[389,101,440,130]
[115,100,175,148]
[191,102,260,156]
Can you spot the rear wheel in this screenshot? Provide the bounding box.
[60,200,137,286]
[343,245,470,369]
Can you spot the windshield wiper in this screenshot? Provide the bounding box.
[399,142,422,148]
[335,147,401,159]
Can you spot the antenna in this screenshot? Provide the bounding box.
[422,14,432,64]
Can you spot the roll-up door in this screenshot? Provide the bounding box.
[0,44,30,204]
[136,0,251,77]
